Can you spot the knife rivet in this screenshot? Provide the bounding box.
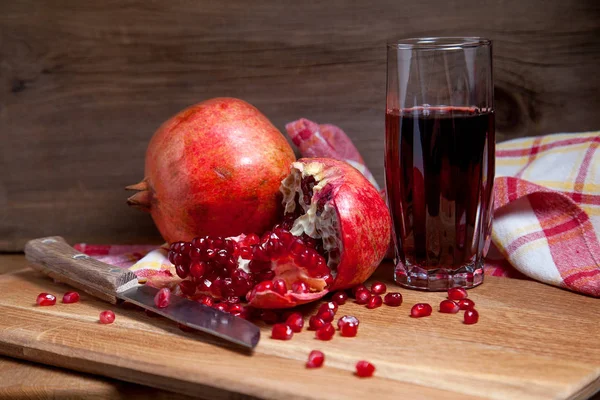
[72,254,90,260]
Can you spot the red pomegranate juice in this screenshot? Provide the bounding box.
[385,106,495,289]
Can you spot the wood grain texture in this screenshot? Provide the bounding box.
[1,0,599,250]
[24,236,138,304]
[0,256,598,400]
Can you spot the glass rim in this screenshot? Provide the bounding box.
[387,37,491,50]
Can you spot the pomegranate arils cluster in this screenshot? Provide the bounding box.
[306,350,325,368]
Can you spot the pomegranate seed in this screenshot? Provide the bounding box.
[255,280,273,293]
[225,296,240,304]
[337,315,360,329]
[308,316,326,330]
[286,312,304,332]
[439,299,460,313]
[244,233,260,246]
[197,294,214,307]
[62,291,80,304]
[457,299,475,310]
[383,292,402,307]
[214,302,229,312]
[370,281,386,295]
[464,309,479,324]
[366,295,382,309]
[228,304,244,314]
[189,261,207,278]
[188,246,202,260]
[36,293,56,306]
[239,247,252,259]
[355,289,371,305]
[355,360,375,377]
[351,284,367,297]
[272,279,287,296]
[99,310,115,324]
[271,323,293,340]
[332,291,348,305]
[315,323,335,340]
[261,310,279,324]
[291,281,308,294]
[306,350,325,368]
[410,303,433,318]
[318,301,338,314]
[154,288,171,308]
[316,308,335,323]
[340,321,358,337]
[448,287,468,300]
[175,264,189,278]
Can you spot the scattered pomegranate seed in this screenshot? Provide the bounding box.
[318,301,338,314]
[272,279,287,296]
[154,288,171,308]
[308,316,326,330]
[62,291,80,304]
[355,289,371,305]
[228,303,244,314]
[286,312,304,332]
[464,309,479,324]
[383,292,403,307]
[306,350,325,368]
[355,360,375,378]
[36,293,56,306]
[448,287,468,301]
[457,299,475,310]
[315,323,335,340]
[331,291,348,305]
[214,302,229,312]
[99,310,115,324]
[410,303,433,318]
[340,321,358,337]
[351,284,367,297]
[316,308,335,323]
[370,281,386,295]
[271,323,293,340]
[337,315,360,329]
[439,299,460,313]
[366,295,383,309]
[197,294,214,307]
[261,310,279,324]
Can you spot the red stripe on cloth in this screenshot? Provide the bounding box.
[528,192,600,297]
[496,135,600,158]
[574,139,599,192]
[565,192,600,205]
[505,230,546,256]
[515,137,543,178]
[563,268,600,286]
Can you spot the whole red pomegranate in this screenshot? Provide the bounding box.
[127,98,296,243]
[166,158,391,308]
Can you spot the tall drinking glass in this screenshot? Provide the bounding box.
[385,38,495,291]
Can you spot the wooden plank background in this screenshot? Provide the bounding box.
[1,0,599,251]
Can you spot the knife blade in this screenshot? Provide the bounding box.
[24,236,260,349]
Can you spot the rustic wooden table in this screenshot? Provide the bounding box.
[1,254,599,400]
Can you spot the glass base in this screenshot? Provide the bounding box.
[394,259,484,291]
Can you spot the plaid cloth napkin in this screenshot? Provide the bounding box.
[75,122,599,298]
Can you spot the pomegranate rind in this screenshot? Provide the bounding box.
[129,98,296,243]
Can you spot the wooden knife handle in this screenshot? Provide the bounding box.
[24,236,139,304]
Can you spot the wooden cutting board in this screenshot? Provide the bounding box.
[0,262,598,400]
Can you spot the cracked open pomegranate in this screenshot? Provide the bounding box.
[164,158,391,309]
[127,98,296,243]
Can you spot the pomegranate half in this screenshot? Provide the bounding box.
[167,158,391,308]
[127,97,296,243]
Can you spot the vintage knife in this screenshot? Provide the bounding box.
[24,236,260,349]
